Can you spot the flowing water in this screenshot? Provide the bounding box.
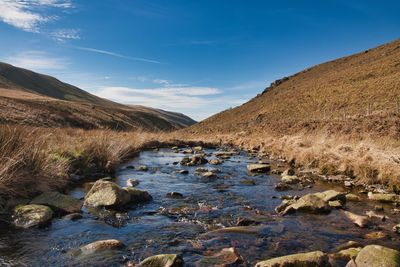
[0,147,399,266]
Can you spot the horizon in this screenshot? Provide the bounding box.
[0,0,399,120]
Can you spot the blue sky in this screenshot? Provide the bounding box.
[0,0,399,120]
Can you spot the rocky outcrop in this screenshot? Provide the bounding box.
[30,192,82,214]
[84,180,151,208]
[353,245,400,267]
[79,239,125,255]
[12,204,53,228]
[139,254,184,267]
[255,251,329,267]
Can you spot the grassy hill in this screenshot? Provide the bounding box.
[182,39,400,187]
[0,63,196,131]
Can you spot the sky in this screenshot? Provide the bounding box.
[0,0,399,121]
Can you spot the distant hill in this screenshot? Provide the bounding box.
[186,39,400,138]
[0,63,196,130]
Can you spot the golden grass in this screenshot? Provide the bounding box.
[0,126,167,198]
[174,130,400,191]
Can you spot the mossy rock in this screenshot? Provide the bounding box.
[355,245,400,267]
[123,187,152,203]
[84,180,131,208]
[139,254,184,267]
[12,204,53,228]
[31,192,82,214]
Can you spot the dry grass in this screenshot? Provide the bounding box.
[174,130,400,190]
[0,126,168,198]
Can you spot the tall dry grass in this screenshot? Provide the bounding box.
[0,126,166,198]
[174,130,400,191]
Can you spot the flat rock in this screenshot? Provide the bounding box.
[343,211,371,228]
[247,164,271,173]
[346,193,361,202]
[281,194,331,215]
[79,239,124,255]
[255,251,329,267]
[12,204,53,228]
[354,245,400,267]
[195,247,243,266]
[281,175,300,184]
[31,192,82,214]
[139,254,184,267]
[368,192,400,203]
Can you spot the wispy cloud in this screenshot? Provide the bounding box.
[73,46,162,64]
[4,50,68,71]
[95,86,220,108]
[0,0,77,40]
[50,28,80,41]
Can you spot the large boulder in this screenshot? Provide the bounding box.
[30,192,82,214]
[255,251,330,267]
[354,245,400,267]
[281,194,331,215]
[79,239,125,255]
[84,180,151,208]
[139,254,184,267]
[12,204,53,228]
[247,164,271,173]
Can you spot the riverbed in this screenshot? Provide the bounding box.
[0,147,399,266]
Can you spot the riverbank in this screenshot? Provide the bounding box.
[175,130,400,192]
[1,125,399,206]
[1,146,400,266]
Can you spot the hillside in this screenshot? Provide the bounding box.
[0,63,196,131]
[182,39,400,186]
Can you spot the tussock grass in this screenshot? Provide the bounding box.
[0,126,165,198]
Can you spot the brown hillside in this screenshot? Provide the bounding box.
[188,39,400,138]
[0,63,196,131]
[182,39,400,187]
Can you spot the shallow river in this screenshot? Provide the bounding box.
[0,147,399,266]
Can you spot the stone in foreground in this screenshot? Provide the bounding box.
[79,239,124,255]
[30,191,82,214]
[12,204,53,228]
[139,254,184,267]
[354,245,400,267]
[84,180,151,208]
[247,164,271,173]
[255,251,329,267]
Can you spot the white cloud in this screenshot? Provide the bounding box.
[73,46,161,64]
[0,0,77,40]
[5,50,68,70]
[93,85,246,120]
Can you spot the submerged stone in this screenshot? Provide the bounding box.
[343,211,371,228]
[195,247,243,266]
[79,239,124,255]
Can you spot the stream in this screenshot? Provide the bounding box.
[0,147,399,266]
